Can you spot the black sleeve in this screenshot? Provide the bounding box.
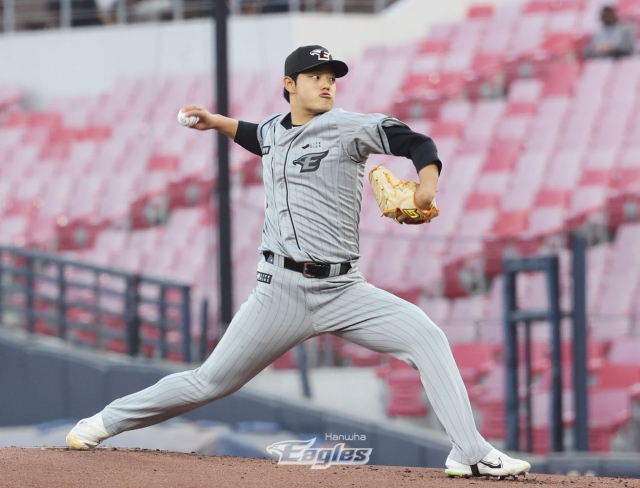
[383,125,442,175]
[234,121,262,157]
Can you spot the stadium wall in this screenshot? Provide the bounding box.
[3,327,640,477]
[0,327,453,467]
[0,0,521,107]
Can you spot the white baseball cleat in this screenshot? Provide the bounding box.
[445,448,531,480]
[65,412,110,450]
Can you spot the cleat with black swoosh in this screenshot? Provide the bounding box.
[444,448,531,479]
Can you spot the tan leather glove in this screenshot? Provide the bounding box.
[369,165,440,224]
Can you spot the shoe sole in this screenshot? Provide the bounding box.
[66,433,89,450]
[445,468,529,480]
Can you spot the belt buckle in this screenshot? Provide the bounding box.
[302,262,316,278]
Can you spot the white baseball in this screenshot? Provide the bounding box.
[177,110,199,128]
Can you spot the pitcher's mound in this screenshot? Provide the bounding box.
[1,447,638,487]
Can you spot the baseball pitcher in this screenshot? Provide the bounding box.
[66,45,530,480]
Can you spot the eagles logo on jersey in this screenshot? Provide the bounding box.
[292,150,329,173]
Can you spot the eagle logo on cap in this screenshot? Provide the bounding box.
[310,49,331,61]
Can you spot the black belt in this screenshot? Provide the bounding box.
[263,251,352,279]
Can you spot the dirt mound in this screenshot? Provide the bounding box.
[1,447,638,487]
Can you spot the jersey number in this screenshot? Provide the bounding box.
[292,150,329,173]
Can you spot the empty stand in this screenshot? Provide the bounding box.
[3,0,640,447]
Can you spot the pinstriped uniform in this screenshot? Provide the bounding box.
[258,109,406,263]
[100,109,493,465]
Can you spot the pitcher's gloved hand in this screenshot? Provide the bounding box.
[369,165,439,225]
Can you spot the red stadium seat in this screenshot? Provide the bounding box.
[271,350,297,370]
[607,147,640,230]
[418,39,451,55]
[607,339,640,366]
[534,189,571,207]
[517,206,566,255]
[147,154,180,172]
[376,356,416,379]
[429,121,466,139]
[482,141,522,172]
[518,390,575,454]
[565,186,608,230]
[468,4,495,19]
[588,388,633,452]
[452,343,502,387]
[542,32,580,58]
[505,101,538,116]
[492,211,530,237]
[6,111,62,128]
[484,210,530,275]
[385,368,427,417]
[542,61,581,97]
[475,367,510,439]
[594,365,640,390]
[561,340,609,372]
[464,192,502,211]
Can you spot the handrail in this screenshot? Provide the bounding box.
[0,245,193,363]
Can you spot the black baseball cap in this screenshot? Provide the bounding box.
[284,45,349,78]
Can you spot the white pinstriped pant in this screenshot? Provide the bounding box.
[101,254,493,464]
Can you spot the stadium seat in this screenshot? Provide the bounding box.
[445,295,486,343]
[438,100,472,123]
[475,367,509,439]
[607,339,640,366]
[376,356,418,380]
[4,5,640,442]
[608,146,640,230]
[588,388,633,452]
[271,350,298,369]
[591,225,640,336]
[385,368,427,417]
[483,140,522,172]
[562,340,609,372]
[468,4,495,19]
[518,390,575,454]
[594,365,640,390]
[517,206,566,255]
[429,121,466,139]
[565,185,608,230]
[443,209,497,297]
[452,343,502,387]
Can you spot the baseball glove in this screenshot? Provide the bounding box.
[369,165,439,224]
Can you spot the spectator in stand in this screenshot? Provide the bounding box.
[262,0,290,14]
[46,0,113,27]
[584,6,636,59]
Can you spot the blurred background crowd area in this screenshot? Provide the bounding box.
[2,0,640,455]
[0,0,400,31]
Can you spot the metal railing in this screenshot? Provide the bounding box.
[0,245,193,362]
[503,234,589,453]
[0,0,399,33]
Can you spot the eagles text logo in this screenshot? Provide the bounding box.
[310,49,331,60]
[266,438,372,470]
[293,150,329,173]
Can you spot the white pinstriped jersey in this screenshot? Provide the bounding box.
[256,108,406,264]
